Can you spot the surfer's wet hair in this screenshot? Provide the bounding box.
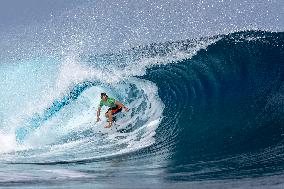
[101,93,108,99]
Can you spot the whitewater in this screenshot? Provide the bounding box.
[0,1,283,188]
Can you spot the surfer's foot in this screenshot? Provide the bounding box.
[104,122,112,128]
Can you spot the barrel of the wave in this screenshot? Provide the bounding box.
[15,94,72,143]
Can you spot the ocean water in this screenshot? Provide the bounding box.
[0,1,284,189]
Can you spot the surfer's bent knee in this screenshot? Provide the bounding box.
[105,110,112,117]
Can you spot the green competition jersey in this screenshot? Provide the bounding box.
[99,97,116,108]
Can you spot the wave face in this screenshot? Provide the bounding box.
[0,31,284,188]
[143,31,284,180]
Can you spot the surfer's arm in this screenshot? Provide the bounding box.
[115,101,129,111]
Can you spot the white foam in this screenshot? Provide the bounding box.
[0,132,17,154]
[44,169,89,178]
[8,76,164,162]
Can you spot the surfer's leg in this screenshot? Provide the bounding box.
[108,110,113,122]
[105,110,113,128]
[105,108,111,118]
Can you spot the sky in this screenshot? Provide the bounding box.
[0,0,81,30]
[0,0,283,56]
[0,0,283,31]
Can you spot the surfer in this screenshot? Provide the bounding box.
[96,93,129,128]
